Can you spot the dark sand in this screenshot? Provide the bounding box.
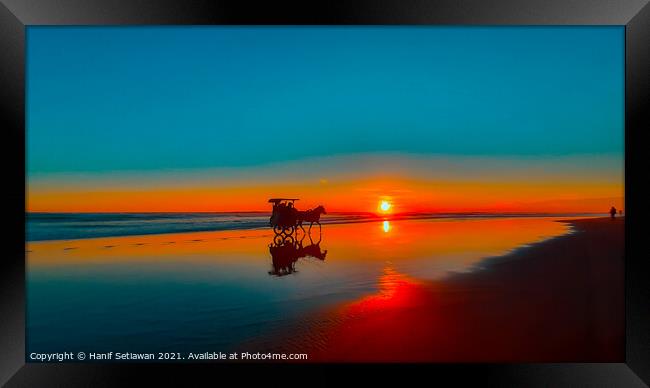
[296,217,624,362]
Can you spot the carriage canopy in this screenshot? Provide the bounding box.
[268,198,299,204]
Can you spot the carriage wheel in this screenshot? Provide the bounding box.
[273,234,285,245]
[273,225,283,235]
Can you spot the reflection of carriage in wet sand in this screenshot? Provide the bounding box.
[268,198,327,237]
[268,232,327,276]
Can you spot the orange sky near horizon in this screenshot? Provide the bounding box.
[27,154,624,214]
[27,176,624,214]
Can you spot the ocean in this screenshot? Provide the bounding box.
[26,212,600,242]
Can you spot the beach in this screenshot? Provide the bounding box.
[26,215,623,362]
[281,217,624,362]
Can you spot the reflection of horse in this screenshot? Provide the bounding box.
[268,233,327,276]
[297,241,327,261]
[297,231,327,261]
[297,205,327,232]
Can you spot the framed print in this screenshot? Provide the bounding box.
[1,0,648,386]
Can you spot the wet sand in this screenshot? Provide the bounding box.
[27,216,622,360]
[294,217,624,362]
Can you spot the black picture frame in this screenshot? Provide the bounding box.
[1,0,648,386]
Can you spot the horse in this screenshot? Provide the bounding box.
[297,205,327,233]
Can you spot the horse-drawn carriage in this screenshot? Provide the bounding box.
[268,198,327,236]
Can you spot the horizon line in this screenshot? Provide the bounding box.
[26,210,612,215]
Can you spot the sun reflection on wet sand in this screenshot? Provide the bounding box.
[281,217,623,363]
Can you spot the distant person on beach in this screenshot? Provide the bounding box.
[610,206,617,219]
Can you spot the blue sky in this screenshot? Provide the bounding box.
[27,26,624,175]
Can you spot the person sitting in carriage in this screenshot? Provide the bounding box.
[288,202,300,222]
[272,201,286,222]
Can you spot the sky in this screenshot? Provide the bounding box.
[27,26,624,213]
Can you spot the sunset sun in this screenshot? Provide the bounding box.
[379,200,392,213]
